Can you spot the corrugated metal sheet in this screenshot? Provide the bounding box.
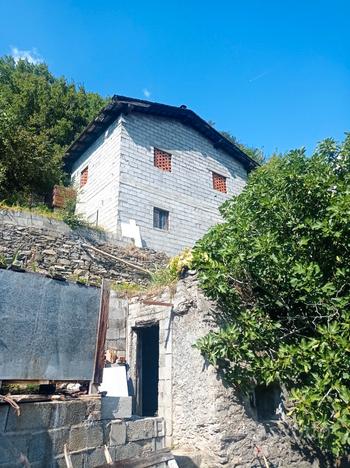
[0,269,101,381]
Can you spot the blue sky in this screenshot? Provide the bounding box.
[1,0,349,155]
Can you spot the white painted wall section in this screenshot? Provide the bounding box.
[70,116,123,232]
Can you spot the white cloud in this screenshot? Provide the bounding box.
[143,88,151,98]
[10,47,42,64]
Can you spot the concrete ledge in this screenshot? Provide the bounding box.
[101,396,132,420]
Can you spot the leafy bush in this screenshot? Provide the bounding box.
[0,56,106,202]
[168,248,193,277]
[193,134,350,457]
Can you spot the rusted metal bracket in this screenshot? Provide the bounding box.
[93,279,110,385]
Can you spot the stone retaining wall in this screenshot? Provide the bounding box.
[0,209,168,285]
[0,398,165,468]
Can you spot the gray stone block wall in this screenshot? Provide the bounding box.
[70,111,248,256]
[0,399,165,468]
[118,113,248,255]
[127,297,173,447]
[71,117,123,232]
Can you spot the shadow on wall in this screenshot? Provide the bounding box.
[123,114,244,183]
[0,406,54,467]
[216,372,332,467]
[174,454,200,468]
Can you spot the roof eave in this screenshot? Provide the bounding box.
[64,96,259,172]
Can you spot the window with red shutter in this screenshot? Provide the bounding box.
[212,172,227,193]
[154,148,172,172]
[80,166,89,188]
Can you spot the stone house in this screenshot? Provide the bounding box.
[64,96,257,256]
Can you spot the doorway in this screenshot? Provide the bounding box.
[136,324,159,416]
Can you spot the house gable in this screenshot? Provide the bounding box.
[64,95,258,173]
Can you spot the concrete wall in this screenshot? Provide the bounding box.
[119,113,247,255]
[70,112,248,255]
[0,399,165,468]
[71,117,123,231]
[107,291,128,360]
[127,298,173,447]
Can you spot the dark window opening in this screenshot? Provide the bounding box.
[154,148,172,172]
[136,325,159,417]
[153,207,169,230]
[212,172,227,193]
[251,384,282,421]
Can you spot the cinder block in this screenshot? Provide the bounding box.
[0,405,9,432]
[68,422,103,451]
[84,447,106,468]
[5,402,53,432]
[101,396,132,420]
[113,439,155,461]
[126,418,155,442]
[47,427,70,454]
[109,420,127,446]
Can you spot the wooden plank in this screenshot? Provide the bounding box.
[93,279,110,384]
[142,300,173,307]
[95,448,174,468]
[64,444,73,468]
[104,445,113,464]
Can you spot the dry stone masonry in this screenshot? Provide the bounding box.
[0,209,167,285]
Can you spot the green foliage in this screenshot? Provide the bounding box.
[0,56,106,202]
[168,248,193,277]
[219,130,265,165]
[193,134,350,457]
[111,253,187,298]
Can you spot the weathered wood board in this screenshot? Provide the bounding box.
[0,269,101,380]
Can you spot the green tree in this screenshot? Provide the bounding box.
[193,135,350,457]
[220,130,265,165]
[0,56,106,203]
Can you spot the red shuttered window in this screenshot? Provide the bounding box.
[212,172,227,193]
[80,166,89,187]
[154,148,172,172]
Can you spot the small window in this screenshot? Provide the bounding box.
[154,148,172,172]
[252,384,282,421]
[153,208,169,230]
[80,166,89,187]
[212,172,227,193]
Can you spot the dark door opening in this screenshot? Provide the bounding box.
[136,324,159,417]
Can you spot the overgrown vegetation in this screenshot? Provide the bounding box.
[0,197,102,231]
[0,56,106,203]
[220,130,266,165]
[112,249,193,297]
[193,134,350,458]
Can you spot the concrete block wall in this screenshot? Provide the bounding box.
[106,291,128,359]
[118,113,248,255]
[71,116,123,231]
[0,399,165,468]
[127,298,173,447]
[70,111,248,256]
